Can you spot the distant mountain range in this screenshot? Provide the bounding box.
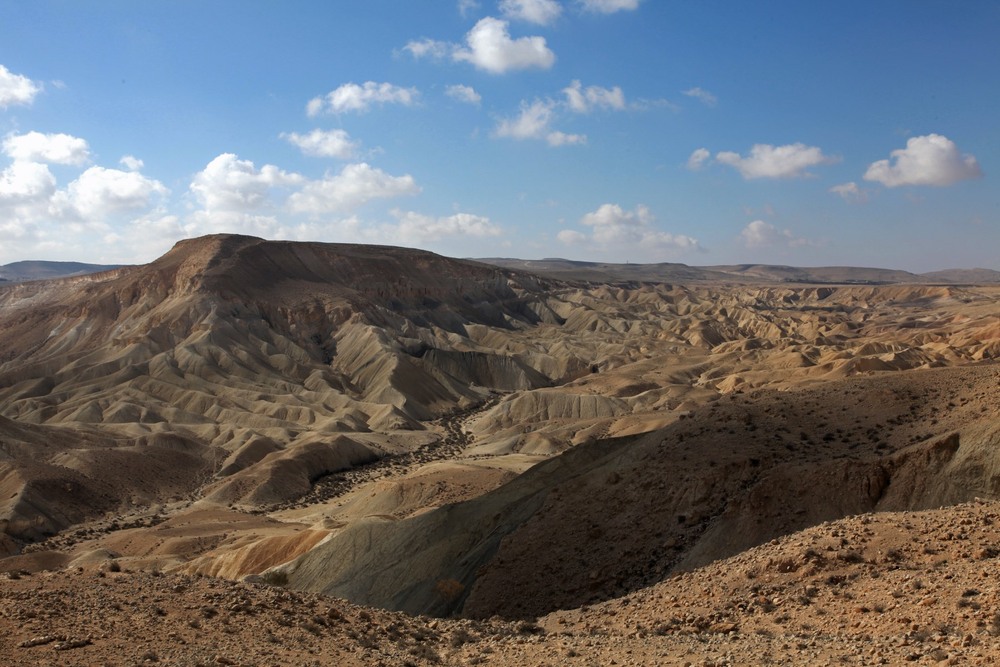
[478,258,1000,285]
[0,261,125,283]
[3,254,999,286]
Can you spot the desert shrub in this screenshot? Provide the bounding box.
[261,569,289,587]
[837,550,865,564]
[434,578,465,602]
[449,627,478,647]
[515,621,544,635]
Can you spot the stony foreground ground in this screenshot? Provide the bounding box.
[5,500,1000,666]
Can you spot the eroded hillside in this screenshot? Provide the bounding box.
[1,235,1000,665]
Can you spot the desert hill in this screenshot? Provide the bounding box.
[284,362,1000,619]
[479,257,1000,285]
[0,260,124,283]
[922,267,1000,284]
[2,234,1000,664]
[0,234,569,550]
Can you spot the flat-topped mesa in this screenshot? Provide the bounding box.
[118,235,562,330]
[156,234,524,293]
[0,236,575,451]
[0,236,566,368]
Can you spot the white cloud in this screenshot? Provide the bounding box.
[0,64,41,108]
[63,166,168,219]
[190,153,303,214]
[402,38,450,60]
[390,209,501,242]
[184,156,302,238]
[546,131,587,146]
[715,143,836,179]
[562,80,625,113]
[281,129,358,159]
[740,220,777,248]
[445,84,482,105]
[687,147,711,171]
[863,133,982,187]
[682,87,717,107]
[829,181,868,203]
[0,155,168,263]
[578,0,641,13]
[494,99,585,146]
[740,220,811,249]
[0,160,56,204]
[565,203,701,254]
[500,0,562,25]
[3,131,90,165]
[453,17,555,74]
[119,155,144,171]
[307,81,419,116]
[556,229,587,244]
[580,203,655,243]
[458,0,480,17]
[288,162,420,215]
[495,99,553,140]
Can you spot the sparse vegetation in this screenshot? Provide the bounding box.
[434,578,465,602]
[261,570,289,587]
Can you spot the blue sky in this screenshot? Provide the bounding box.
[1,1,997,271]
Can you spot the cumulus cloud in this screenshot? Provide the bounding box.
[453,17,555,74]
[281,129,358,159]
[191,153,303,214]
[500,0,562,25]
[863,134,982,187]
[402,38,450,60]
[556,229,587,244]
[563,80,625,113]
[740,220,778,248]
[0,160,57,204]
[288,162,420,215]
[62,166,168,219]
[185,155,307,238]
[119,155,144,171]
[829,181,868,203]
[458,0,480,17]
[561,203,701,256]
[495,100,553,139]
[546,131,587,146]
[445,84,482,105]
[740,220,811,249]
[715,143,836,179]
[3,131,90,165]
[0,161,58,246]
[0,145,169,263]
[307,81,419,116]
[578,0,641,13]
[0,64,41,108]
[494,99,585,146]
[687,147,711,171]
[682,87,717,107]
[390,209,501,242]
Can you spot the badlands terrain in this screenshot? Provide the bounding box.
[1,233,999,665]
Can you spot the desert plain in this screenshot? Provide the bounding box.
[1,234,1000,665]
